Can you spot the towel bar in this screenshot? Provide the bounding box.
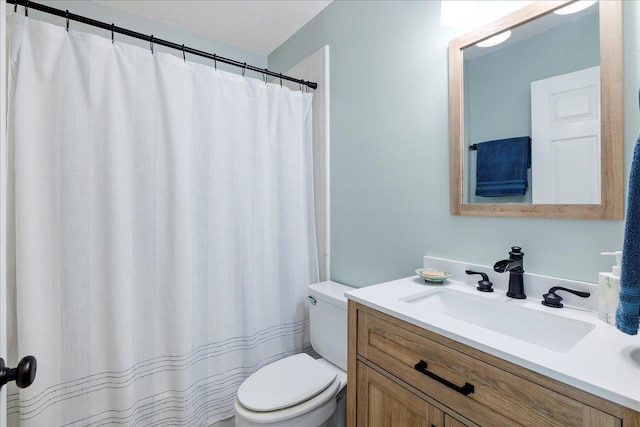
[469,137,531,151]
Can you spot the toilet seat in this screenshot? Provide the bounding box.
[235,354,344,425]
[237,353,338,412]
[234,376,340,424]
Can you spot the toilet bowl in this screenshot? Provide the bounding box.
[234,281,351,427]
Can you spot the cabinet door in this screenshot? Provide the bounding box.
[357,361,444,427]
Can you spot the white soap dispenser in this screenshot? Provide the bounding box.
[598,251,622,326]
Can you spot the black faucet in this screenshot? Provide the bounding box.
[493,246,526,299]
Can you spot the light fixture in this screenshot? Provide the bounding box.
[476,30,512,47]
[440,1,477,27]
[554,0,597,15]
[440,1,533,28]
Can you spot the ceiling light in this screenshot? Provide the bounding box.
[440,1,533,28]
[476,30,512,47]
[440,1,477,27]
[554,0,597,15]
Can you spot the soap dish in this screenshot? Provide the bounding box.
[415,268,453,284]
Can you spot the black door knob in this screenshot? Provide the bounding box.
[0,356,37,390]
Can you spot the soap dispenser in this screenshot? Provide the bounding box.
[598,251,622,326]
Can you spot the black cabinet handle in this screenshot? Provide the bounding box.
[414,360,474,396]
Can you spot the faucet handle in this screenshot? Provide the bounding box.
[465,270,494,293]
[542,286,591,308]
[509,246,523,258]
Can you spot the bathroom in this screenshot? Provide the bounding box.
[0,0,639,425]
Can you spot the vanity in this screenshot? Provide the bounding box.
[345,258,640,427]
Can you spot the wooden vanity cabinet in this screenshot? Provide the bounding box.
[348,301,640,427]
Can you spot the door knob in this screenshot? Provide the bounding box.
[0,356,37,390]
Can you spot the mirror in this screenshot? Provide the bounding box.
[449,0,623,219]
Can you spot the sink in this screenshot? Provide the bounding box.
[400,288,595,353]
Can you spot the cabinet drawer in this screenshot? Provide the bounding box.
[357,310,621,427]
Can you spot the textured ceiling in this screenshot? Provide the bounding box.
[93,0,332,55]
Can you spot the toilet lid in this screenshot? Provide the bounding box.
[237,353,338,412]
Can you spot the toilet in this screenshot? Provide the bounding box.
[234,281,351,427]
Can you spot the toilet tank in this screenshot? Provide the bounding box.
[308,281,353,371]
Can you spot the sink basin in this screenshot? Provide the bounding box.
[400,288,595,353]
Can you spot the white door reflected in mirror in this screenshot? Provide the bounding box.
[531,66,601,204]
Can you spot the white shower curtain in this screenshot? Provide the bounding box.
[6,13,318,426]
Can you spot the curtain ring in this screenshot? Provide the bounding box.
[65,10,69,32]
[213,54,217,70]
[279,74,283,87]
[263,69,268,84]
[14,1,17,13]
[299,82,303,92]
[242,62,247,78]
[24,0,28,17]
[111,23,115,44]
[150,35,154,54]
[182,44,186,62]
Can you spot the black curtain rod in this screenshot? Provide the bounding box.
[6,0,318,90]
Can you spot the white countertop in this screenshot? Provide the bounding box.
[345,275,640,412]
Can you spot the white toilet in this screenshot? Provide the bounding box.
[234,281,351,427]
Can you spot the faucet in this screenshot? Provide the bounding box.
[493,246,526,299]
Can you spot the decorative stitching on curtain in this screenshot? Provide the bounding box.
[8,316,309,421]
[65,349,297,426]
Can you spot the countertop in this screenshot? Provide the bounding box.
[345,276,640,412]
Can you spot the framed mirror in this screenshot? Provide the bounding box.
[449,0,623,219]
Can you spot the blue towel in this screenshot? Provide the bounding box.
[617,134,640,335]
[475,137,531,197]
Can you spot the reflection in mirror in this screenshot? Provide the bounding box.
[449,0,623,220]
[463,3,600,204]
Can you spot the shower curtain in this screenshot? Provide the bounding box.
[6,13,318,426]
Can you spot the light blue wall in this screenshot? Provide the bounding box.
[269,1,640,287]
[21,1,266,77]
[465,10,599,203]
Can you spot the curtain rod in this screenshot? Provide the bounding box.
[6,0,318,90]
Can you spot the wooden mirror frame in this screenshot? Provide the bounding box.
[449,0,623,219]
